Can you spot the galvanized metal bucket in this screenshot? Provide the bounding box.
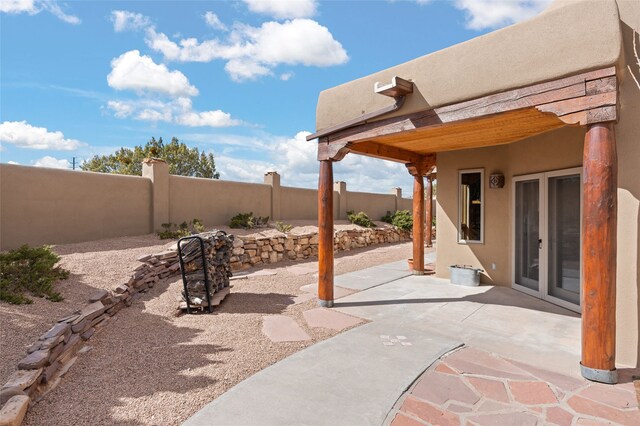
[449,265,483,286]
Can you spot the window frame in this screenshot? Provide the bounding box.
[457,168,485,244]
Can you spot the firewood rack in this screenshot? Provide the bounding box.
[177,235,213,314]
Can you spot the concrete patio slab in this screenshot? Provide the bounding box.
[302,307,364,331]
[334,266,412,291]
[185,321,462,426]
[261,315,311,342]
[333,274,582,377]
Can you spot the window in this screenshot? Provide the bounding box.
[458,169,484,243]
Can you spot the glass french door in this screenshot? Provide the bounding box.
[513,168,582,312]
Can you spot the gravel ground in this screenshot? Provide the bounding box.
[1,228,413,426]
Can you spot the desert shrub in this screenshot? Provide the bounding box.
[157,219,205,239]
[381,211,394,224]
[229,212,269,229]
[391,210,413,231]
[347,210,374,228]
[275,221,293,233]
[0,245,69,304]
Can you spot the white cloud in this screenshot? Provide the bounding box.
[107,50,199,97]
[0,0,36,14]
[280,72,294,81]
[146,19,348,81]
[106,97,242,128]
[0,121,85,150]
[1,0,80,24]
[34,156,70,169]
[242,0,317,19]
[203,11,227,31]
[111,10,151,32]
[211,130,410,193]
[453,0,552,30]
[7,161,20,165]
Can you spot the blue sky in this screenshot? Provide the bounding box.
[0,0,552,193]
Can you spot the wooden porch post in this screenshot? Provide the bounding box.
[425,175,433,248]
[318,160,334,307]
[412,173,425,274]
[581,122,617,384]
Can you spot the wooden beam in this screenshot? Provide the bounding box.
[318,67,616,154]
[581,122,617,384]
[318,160,334,307]
[348,141,425,164]
[412,174,425,274]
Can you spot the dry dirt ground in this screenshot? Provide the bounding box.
[0,227,412,425]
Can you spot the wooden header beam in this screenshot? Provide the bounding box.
[316,67,617,162]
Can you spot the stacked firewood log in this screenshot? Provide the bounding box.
[179,230,234,308]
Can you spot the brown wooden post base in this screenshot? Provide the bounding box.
[412,174,425,275]
[426,175,433,248]
[581,122,617,384]
[318,160,334,307]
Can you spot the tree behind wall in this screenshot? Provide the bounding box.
[81,137,220,178]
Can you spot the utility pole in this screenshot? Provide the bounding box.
[72,157,76,170]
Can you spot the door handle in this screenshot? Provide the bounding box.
[538,239,543,249]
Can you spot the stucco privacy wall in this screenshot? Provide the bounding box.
[0,164,414,250]
[348,191,397,221]
[314,0,621,131]
[0,164,152,249]
[168,175,272,226]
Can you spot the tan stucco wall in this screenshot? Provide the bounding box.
[0,164,152,249]
[168,176,272,227]
[612,0,640,367]
[347,191,397,221]
[315,0,621,132]
[281,186,318,220]
[435,127,584,286]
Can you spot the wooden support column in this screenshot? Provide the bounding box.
[412,173,425,275]
[581,122,617,384]
[425,175,433,248]
[318,160,334,307]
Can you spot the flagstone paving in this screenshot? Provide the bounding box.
[261,315,311,342]
[302,307,364,331]
[387,346,640,426]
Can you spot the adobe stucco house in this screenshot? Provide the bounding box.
[309,0,639,384]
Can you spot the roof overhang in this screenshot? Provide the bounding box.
[317,67,617,163]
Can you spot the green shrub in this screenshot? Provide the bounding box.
[347,210,374,228]
[229,212,269,229]
[275,221,293,233]
[391,210,413,231]
[157,219,205,239]
[0,245,69,304]
[381,211,394,224]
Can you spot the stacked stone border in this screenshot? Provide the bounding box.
[0,226,409,425]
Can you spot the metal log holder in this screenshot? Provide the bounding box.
[178,235,213,314]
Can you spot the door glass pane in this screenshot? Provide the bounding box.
[548,174,581,305]
[515,180,539,291]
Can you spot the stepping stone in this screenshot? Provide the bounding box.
[467,412,539,426]
[411,371,480,406]
[244,270,277,278]
[299,283,355,299]
[444,347,532,380]
[261,315,311,342]
[508,381,557,405]
[302,308,363,331]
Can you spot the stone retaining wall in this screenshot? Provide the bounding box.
[0,226,409,425]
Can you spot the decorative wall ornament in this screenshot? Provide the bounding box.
[489,173,505,189]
